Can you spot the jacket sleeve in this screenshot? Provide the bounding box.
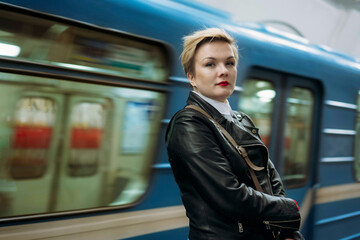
[166,111,300,223]
[268,160,286,197]
[281,230,305,240]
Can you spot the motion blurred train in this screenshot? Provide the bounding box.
[0,1,359,239]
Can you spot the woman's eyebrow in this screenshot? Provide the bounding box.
[201,56,235,61]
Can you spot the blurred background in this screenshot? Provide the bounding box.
[197,0,360,58]
[0,1,359,239]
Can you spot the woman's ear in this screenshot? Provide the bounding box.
[187,72,196,87]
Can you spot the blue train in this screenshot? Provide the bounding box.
[0,1,359,239]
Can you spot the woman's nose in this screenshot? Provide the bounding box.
[218,64,229,76]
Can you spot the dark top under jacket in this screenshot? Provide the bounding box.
[166,91,303,240]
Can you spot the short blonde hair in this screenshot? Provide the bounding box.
[180,28,238,75]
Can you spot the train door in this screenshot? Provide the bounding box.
[280,76,321,238]
[278,76,320,189]
[1,91,64,216]
[237,68,322,237]
[54,96,112,211]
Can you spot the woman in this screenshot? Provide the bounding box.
[165,28,304,240]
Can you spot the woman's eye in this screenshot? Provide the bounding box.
[205,62,214,67]
[226,61,235,66]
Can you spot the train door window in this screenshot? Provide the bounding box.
[355,91,360,181]
[68,102,107,177]
[10,97,55,179]
[282,87,314,187]
[238,79,275,148]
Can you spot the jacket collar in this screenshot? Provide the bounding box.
[186,91,227,124]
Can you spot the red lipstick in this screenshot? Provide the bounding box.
[217,81,229,86]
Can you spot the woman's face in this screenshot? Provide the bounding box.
[188,41,237,103]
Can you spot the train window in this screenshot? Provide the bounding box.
[355,91,360,181]
[0,72,165,218]
[237,79,275,148]
[122,101,153,154]
[0,9,168,82]
[68,102,107,177]
[10,97,55,179]
[282,87,314,187]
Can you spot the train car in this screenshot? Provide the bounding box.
[0,0,359,239]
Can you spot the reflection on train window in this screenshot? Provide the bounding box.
[68,102,107,177]
[0,9,168,81]
[238,79,275,148]
[355,91,360,181]
[10,98,55,179]
[0,72,165,218]
[283,88,314,187]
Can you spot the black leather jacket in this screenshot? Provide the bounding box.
[166,92,302,240]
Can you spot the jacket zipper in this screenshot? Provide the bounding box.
[264,221,271,230]
[238,222,244,233]
[264,218,301,223]
[263,218,301,230]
